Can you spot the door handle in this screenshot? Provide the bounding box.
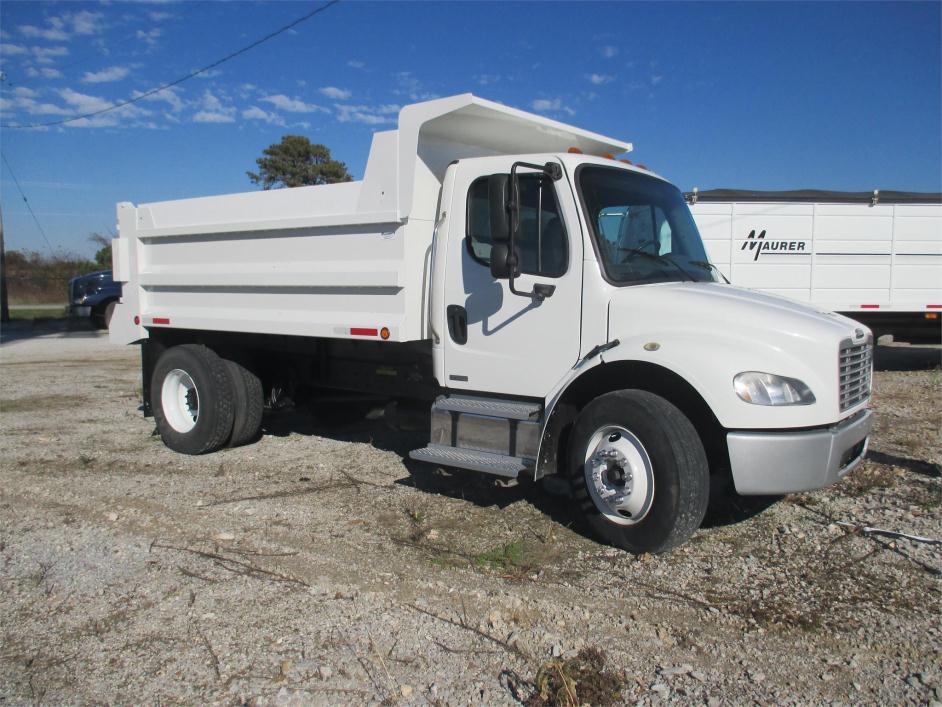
[446,304,468,345]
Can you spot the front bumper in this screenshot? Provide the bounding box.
[727,409,872,495]
[68,304,92,318]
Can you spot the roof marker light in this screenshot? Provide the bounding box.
[567,147,583,154]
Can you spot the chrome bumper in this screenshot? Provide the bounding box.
[68,304,92,318]
[727,410,872,495]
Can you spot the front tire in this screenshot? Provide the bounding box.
[151,344,234,455]
[569,390,709,554]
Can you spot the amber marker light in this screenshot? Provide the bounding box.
[567,147,583,154]
[380,326,390,340]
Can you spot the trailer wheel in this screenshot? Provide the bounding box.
[151,344,234,455]
[568,390,709,554]
[223,359,263,447]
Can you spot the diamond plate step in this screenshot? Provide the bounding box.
[409,445,534,478]
[434,395,541,421]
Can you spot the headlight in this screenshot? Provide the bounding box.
[734,372,816,406]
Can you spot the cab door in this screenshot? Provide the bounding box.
[441,157,583,398]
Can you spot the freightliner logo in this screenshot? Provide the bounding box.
[741,229,808,261]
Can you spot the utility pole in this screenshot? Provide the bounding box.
[0,204,9,324]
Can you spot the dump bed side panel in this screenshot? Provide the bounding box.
[110,188,432,345]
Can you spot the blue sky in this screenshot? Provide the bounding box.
[1,0,940,257]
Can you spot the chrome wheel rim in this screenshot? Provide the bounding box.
[161,368,199,433]
[584,425,654,525]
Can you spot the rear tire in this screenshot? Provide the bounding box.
[224,358,263,447]
[569,390,709,554]
[151,344,234,455]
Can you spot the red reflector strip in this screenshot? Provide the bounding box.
[152,317,170,325]
[350,327,378,337]
[859,304,880,309]
[928,304,942,309]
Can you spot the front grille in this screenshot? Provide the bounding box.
[839,338,873,412]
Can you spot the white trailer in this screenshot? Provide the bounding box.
[688,189,942,341]
[111,94,874,554]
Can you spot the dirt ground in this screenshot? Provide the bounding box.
[1,325,939,706]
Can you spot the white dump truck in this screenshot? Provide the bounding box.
[110,94,873,553]
[687,189,942,342]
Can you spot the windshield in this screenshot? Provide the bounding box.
[578,165,716,285]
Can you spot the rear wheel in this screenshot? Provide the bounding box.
[223,358,263,447]
[151,344,234,455]
[569,390,709,554]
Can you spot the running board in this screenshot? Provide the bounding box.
[434,395,541,421]
[409,445,534,479]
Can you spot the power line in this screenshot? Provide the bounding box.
[0,151,55,253]
[2,0,341,130]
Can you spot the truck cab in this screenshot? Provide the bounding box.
[110,94,872,554]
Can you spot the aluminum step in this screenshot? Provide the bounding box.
[409,445,534,478]
[434,395,541,421]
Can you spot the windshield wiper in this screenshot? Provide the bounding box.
[690,260,730,283]
[618,248,696,282]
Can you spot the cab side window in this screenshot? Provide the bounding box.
[466,175,568,277]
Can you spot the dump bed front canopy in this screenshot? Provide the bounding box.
[358,93,634,221]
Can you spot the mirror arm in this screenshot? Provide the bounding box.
[506,161,562,302]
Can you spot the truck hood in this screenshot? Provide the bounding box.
[609,282,864,343]
[603,282,870,428]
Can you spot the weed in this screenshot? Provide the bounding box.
[474,541,524,570]
[527,647,625,707]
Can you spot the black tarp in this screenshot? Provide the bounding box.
[684,189,942,204]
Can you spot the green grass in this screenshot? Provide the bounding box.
[7,307,67,321]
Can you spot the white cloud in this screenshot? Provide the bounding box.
[131,86,184,112]
[148,11,175,22]
[192,90,235,123]
[136,28,162,46]
[601,45,618,59]
[334,103,398,125]
[193,111,235,124]
[587,73,613,85]
[71,11,104,36]
[242,106,285,126]
[82,66,130,83]
[18,11,104,42]
[0,94,71,116]
[392,71,437,101]
[0,43,28,55]
[13,86,38,98]
[347,59,365,69]
[32,46,69,64]
[650,74,664,86]
[195,68,223,79]
[19,21,69,42]
[25,67,63,79]
[531,98,575,116]
[476,74,501,86]
[58,87,113,114]
[319,86,351,100]
[261,94,327,113]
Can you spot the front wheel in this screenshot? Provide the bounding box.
[569,390,709,554]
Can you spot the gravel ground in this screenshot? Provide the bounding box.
[1,326,939,706]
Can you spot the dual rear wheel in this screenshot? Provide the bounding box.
[151,344,263,455]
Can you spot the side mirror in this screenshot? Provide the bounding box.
[490,243,520,280]
[488,173,511,245]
